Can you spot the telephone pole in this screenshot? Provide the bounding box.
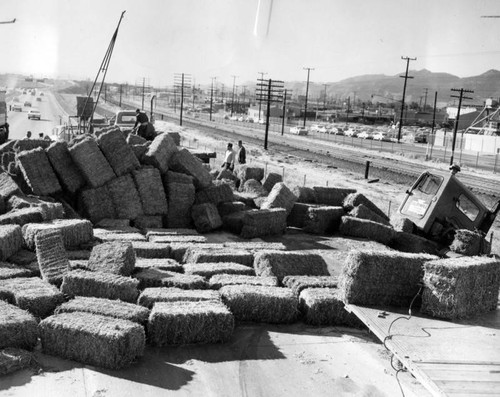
[303,67,314,127]
[230,75,238,116]
[257,71,267,121]
[450,88,473,166]
[323,84,328,110]
[423,88,429,111]
[209,77,216,121]
[397,56,416,142]
[141,77,145,110]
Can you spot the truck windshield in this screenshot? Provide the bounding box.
[415,173,443,195]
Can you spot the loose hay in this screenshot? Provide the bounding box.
[184,262,254,278]
[45,141,85,193]
[131,241,171,258]
[338,250,437,307]
[107,174,144,220]
[421,256,500,320]
[449,229,491,256]
[88,241,136,276]
[78,185,116,223]
[35,229,70,285]
[183,248,254,267]
[142,133,178,174]
[61,270,139,302]
[23,219,94,250]
[166,182,195,228]
[220,285,298,323]
[0,262,32,280]
[339,216,395,245]
[132,167,168,215]
[262,172,283,192]
[97,129,140,176]
[69,260,90,271]
[147,300,234,346]
[195,183,234,206]
[240,208,287,239]
[0,224,23,261]
[209,274,278,289]
[0,301,39,350]
[343,193,389,222]
[191,203,222,233]
[138,287,219,308]
[282,275,338,295]
[254,251,329,282]
[349,204,391,226]
[55,296,150,324]
[303,206,345,235]
[134,258,183,272]
[39,312,145,369]
[313,186,356,206]
[169,149,213,189]
[16,147,61,196]
[260,182,296,215]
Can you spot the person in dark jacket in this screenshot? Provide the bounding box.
[237,140,246,164]
[134,109,150,138]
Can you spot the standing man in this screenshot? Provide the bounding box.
[221,142,235,171]
[237,140,246,164]
[134,108,149,138]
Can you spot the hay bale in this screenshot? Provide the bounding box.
[0,207,44,226]
[69,259,89,271]
[39,312,145,369]
[133,267,180,289]
[147,300,234,346]
[16,147,61,196]
[338,250,437,307]
[191,203,222,233]
[148,234,207,244]
[240,179,267,196]
[220,285,298,323]
[95,218,130,229]
[66,249,91,260]
[390,232,440,255]
[169,149,213,190]
[152,272,207,290]
[97,129,140,176]
[138,287,219,309]
[292,186,316,203]
[97,232,147,243]
[287,203,315,228]
[170,242,224,263]
[108,174,144,220]
[221,210,250,236]
[299,288,362,327]
[167,132,181,146]
[133,215,163,230]
[303,206,345,235]
[88,241,136,276]
[232,192,259,208]
[0,348,35,376]
[339,216,395,245]
[391,215,415,233]
[184,248,254,267]
[13,139,51,152]
[145,228,200,238]
[240,208,288,239]
[184,262,254,278]
[234,165,264,183]
[253,196,267,209]
[7,195,65,221]
[142,133,178,173]
[45,141,85,193]
[0,301,38,350]
[254,251,329,282]
[130,143,149,162]
[195,183,234,206]
[132,167,168,215]
[0,277,64,318]
[217,201,248,218]
[7,249,37,266]
[262,172,282,193]
[23,219,94,250]
[69,137,116,188]
[0,172,21,198]
[131,241,171,258]
[0,262,32,280]
[78,185,116,223]
[166,182,195,228]
[0,225,22,261]
[282,275,338,295]
[343,193,389,222]
[260,182,296,215]
[449,229,491,256]
[421,256,500,320]
[126,133,147,145]
[349,204,391,226]
[313,186,356,206]
[55,296,150,324]
[209,274,278,289]
[35,229,70,285]
[223,241,288,252]
[216,169,238,182]
[164,170,194,185]
[61,270,139,302]
[134,258,183,272]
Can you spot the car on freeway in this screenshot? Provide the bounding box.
[11,103,23,112]
[289,126,309,135]
[344,127,357,137]
[317,125,329,133]
[357,130,373,139]
[27,109,41,120]
[373,132,392,142]
[24,101,32,107]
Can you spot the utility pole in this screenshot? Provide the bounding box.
[303,67,314,127]
[230,75,238,116]
[397,56,416,143]
[141,77,145,110]
[323,84,328,110]
[119,84,122,107]
[256,78,284,150]
[423,88,429,112]
[209,77,216,121]
[429,91,438,159]
[257,71,267,121]
[174,73,192,126]
[281,89,292,136]
[450,88,473,166]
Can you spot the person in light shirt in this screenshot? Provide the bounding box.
[221,142,235,171]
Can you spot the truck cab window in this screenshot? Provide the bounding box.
[456,194,480,222]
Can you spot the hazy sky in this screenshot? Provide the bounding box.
[3,0,500,88]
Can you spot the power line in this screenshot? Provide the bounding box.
[397,56,416,143]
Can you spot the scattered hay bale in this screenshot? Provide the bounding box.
[108,174,144,220]
[7,249,37,266]
[155,272,207,290]
[97,232,147,243]
[7,195,65,221]
[303,206,345,235]
[134,267,180,289]
[170,242,224,263]
[191,203,222,233]
[169,148,213,189]
[262,172,282,192]
[142,133,178,173]
[0,262,32,280]
[292,186,316,203]
[391,215,415,233]
[254,251,329,282]
[45,141,85,193]
[133,215,163,230]
[88,241,136,276]
[240,208,288,239]
[287,203,314,228]
[134,258,183,272]
[339,216,395,245]
[126,133,147,145]
[192,151,216,164]
[61,270,139,302]
[223,241,287,252]
[235,165,264,183]
[195,183,234,206]
[389,232,440,255]
[16,147,61,196]
[95,218,130,229]
[97,129,140,176]
[260,182,296,215]
[35,229,70,285]
[147,300,234,346]
[131,241,171,258]
[138,287,219,309]
[69,260,89,271]
[0,348,35,376]
[232,192,259,208]
[145,228,200,238]
[343,193,389,222]
[0,301,38,350]
[0,225,22,261]
[65,249,91,260]
[338,250,437,307]
[130,143,149,162]
[0,172,21,198]
[220,285,298,323]
[148,234,207,244]
[132,166,168,215]
[69,137,116,188]
[209,274,278,289]
[23,219,94,250]
[164,170,194,185]
[184,262,254,278]
[313,186,356,206]
[421,256,500,320]
[216,169,238,182]
[78,185,116,223]
[217,201,248,218]
[0,277,64,318]
[39,312,145,369]
[282,275,338,295]
[13,139,51,152]
[449,229,491,256]
[184,248,254,267]
[166,182,195,228]
[299,288,362,326]
[55,296,150,324]
[240,179,267,196]
[0,207,44,226]
[349,204,391,226]
[167,132,181,146]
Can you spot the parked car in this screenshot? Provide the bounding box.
[11,103,23,112]
[414,133,427,143]
[24,101,32,107]
[113,110,137,131]
[344,128,357,137]
[310,124,323,133]
[290,126,309,135]
[27,109,41,120]
[357,130,373,139]
[373,132,392,142]
[317,125,329,133]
